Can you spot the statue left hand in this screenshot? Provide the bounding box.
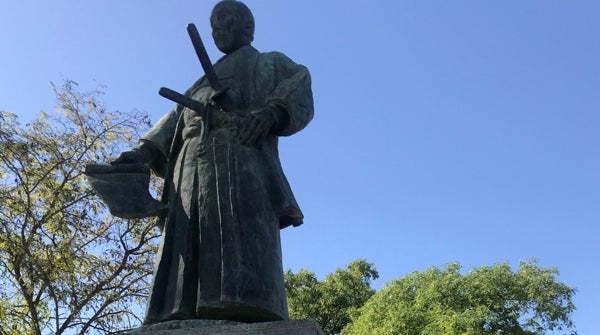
[239,107,278,146]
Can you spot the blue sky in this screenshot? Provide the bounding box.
[2,1,599,333]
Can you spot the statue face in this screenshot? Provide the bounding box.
[210,6,249,54]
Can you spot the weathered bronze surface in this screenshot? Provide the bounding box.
[109,0,313,326]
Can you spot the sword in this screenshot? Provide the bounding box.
[158,87,204,112]
[158,23,228,111]
[186,23,228,101]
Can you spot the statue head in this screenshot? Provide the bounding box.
[210,0,255,54]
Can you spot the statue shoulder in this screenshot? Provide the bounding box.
[259,51,309,75]
[260,51,295,65]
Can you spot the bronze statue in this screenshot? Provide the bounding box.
[111,0,313,325]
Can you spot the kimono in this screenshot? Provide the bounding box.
[140,45,313,324]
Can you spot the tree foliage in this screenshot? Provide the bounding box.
[0,81,159,335]
[285,259,379,335]
[342,261,577,335]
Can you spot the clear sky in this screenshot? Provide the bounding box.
[2,1,599,333]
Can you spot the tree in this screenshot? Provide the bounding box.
[285,259,379,335]
[342,261,577,335]
[0,81,159,335]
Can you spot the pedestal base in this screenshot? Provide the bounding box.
[120,319,324,335]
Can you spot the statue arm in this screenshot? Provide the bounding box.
[138,108,181,178]
[140,108,180,157]
[264,52,314,136]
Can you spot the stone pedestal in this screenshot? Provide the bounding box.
[120,319,324,335]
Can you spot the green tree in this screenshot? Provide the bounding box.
[342,261,577,335]
[0,81,159,335]
[285,259,379,335]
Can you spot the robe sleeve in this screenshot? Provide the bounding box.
[137,109,179,178]
[140,109,179,157]
[263,52,314,136]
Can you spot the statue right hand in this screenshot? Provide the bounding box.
[111,149,146,165]
[111,142,161,165]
